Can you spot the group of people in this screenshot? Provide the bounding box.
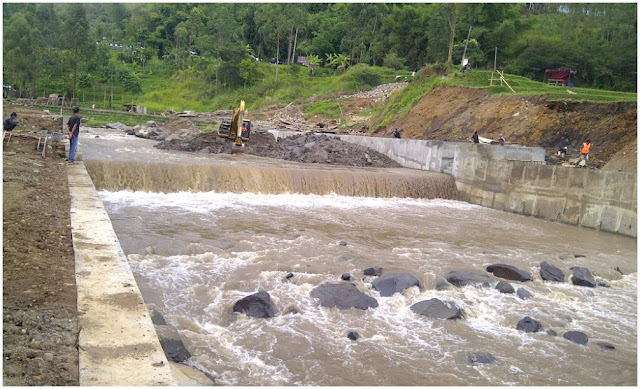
[4,107,82,163]
[557,140,591,167]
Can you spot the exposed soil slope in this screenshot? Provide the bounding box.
[374,86,637,171]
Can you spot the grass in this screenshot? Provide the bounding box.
[369,65,637,131]
[460,70,637,102]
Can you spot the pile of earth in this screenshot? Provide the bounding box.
[156,131,401,168]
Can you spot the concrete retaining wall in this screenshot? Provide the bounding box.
[269,131,637,237]
[68,162,177,386]
[454,157,637,237]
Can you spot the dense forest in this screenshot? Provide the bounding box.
[3,2,637,102]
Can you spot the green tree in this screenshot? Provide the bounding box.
[3,13,38,97]
[62,4,93,98]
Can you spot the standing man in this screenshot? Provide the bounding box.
[394,128,401,139]
[67,107,81,163]
[471,131,479,143]
[580,139,591,167]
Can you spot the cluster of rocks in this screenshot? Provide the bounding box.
[230,252,618,365]
[339,81,409,103]
[107,121,177,141]
[156,131,402,168]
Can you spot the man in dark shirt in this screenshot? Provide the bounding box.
[67,107,81,163]
[4,112,18,131]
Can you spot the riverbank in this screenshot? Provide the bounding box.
[3,135,79,385]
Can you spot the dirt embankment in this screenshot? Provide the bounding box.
[3,134,78,386]
[375,86,637,171]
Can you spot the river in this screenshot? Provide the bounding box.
[83,129,637,386]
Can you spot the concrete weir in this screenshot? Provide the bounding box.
[67,162,177,386]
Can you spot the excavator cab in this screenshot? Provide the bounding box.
[219,119,251,141]
[217,100,249,151]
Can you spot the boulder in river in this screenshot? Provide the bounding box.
[232,291,276,318]
[310,283,378,310]
[364,267,383,277]
[154,324,192,363]
[467,353,496,364]
[434,277,451,291]
[540,261,565,282]
[563,331,588,345]
[371,273,420,297]
[516,316,542,333]
[486,264,532,282]
[410,298,463,320]
[347,331,360,341]
[570,267,595,287]
[495,280,515,294]
[445,270,493,288]
[516,288,533,300]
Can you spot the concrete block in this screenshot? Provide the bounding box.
[536,165,555,188]
[580,204,602,229]
[480,191,494,207]
[552,166,572,188]
[560,198,582,225]
[522,164,540,181]
[493,192,507,211]
[617,209,637,237]
[510,163,525,183]
[534,197,566,221]
[599,206,620,234]
[567,169,586,189]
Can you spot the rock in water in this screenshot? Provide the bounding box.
[467,353,496,364]
[486,264,532,282]
[495,280,515,294]
[516,316,542,333]
[410,298,463,320]
[569,267,595,287]
[154,324,192,362]
[347,331,360,341]
[371,273,420,297]
[232,291,276,318]
[516,288,533,300]
[364,267,383,276]
[596,341,615,350]
[445,270,493,287]
[563,331,588,345]
[310,283,378,310]
[540,261,565,282]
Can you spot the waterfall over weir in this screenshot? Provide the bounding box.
[85,160,458,199]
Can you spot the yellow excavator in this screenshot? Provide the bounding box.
[218,100,251,151]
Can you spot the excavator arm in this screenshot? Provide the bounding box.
[229,100,245,149]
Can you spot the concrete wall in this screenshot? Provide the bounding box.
[454,157,637,237]
[269,130,546,174]
[269,131,637,237]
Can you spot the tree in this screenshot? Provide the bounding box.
[307,54,322,75]
[62,4,93,98]
[3,13,38,97]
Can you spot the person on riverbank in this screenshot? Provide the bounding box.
[580,140,591,167]
[67,107,81,163]
[471,131,479,143]
[394,128,401,139]
[3,112,18,131]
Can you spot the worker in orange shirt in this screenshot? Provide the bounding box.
[580,140,591,167]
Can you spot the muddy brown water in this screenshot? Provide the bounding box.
[82,129,637,386]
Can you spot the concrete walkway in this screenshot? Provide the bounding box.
[68,162,177,386]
